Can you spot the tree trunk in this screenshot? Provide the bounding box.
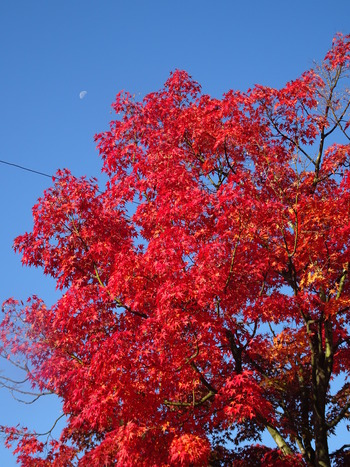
[311,320,333,467]
[314,385,330,467]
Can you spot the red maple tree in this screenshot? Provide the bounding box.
[1,34,350,466]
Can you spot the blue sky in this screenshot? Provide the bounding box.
[0,1,349,464]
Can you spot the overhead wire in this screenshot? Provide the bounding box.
[0,157,110,198]
[0,158,139,224]
[0,159,138,219]
[0,159,53,179]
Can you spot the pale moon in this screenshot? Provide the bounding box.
[79,91,87,99]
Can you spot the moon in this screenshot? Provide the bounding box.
[79,91,87,100]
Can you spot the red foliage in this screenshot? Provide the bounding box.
[1,34,350,466]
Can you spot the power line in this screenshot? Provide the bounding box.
[0,158,107,195]
[0,158,135,220]
[0,159,53,179]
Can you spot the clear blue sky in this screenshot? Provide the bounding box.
[0,1,349,464]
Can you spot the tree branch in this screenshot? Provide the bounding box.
[327,400,350,430]
[266,424,293,455]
